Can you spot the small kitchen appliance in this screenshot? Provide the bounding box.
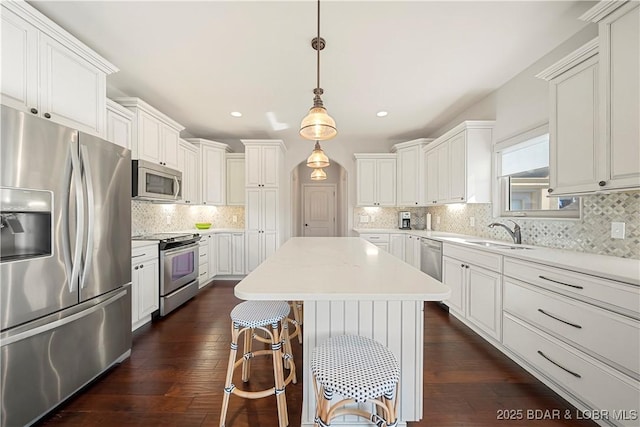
[398,211,411,229]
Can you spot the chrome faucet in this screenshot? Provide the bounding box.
[488,220,522,244]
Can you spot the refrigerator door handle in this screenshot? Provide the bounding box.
[69,144,85,291]
[79,144,95,289]
[0,289,127,348]
[174,176,180,200]
[61,147,74,289]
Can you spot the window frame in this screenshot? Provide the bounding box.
[493,123,581,220]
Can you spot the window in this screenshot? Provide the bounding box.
[495,125,580,219]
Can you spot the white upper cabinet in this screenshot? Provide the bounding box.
[177,139,199,204]
[185,138,231,206]
[392,139,432,207]
[581,1,640,191]
[114,97,185,171]
[243,141,285,188]
[537,39,600,196]
[354,153,397,207]
[1,1,117,136]
[106,99,133,149]
[226,153,245,206]
[424,121,494,204]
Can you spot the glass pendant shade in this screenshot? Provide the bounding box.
[307,142,330,168]
[311,168,327,180]
[300,106,337,141]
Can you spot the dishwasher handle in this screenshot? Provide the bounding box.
[421,238,442,251]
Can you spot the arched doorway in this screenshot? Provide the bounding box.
[290,160,348,237]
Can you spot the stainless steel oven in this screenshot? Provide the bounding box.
[132,159,182,201]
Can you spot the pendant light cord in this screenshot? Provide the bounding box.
[316,0,320,90]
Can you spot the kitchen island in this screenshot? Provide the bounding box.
[235,237,451,427]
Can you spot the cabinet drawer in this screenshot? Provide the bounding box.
[198,266,209,282]
[504,279,640,378]
[443,243,502,272]
[503,314,640,426]
[131,245,158,263]
[359,233,390,243]
[504,258,640,318]
[198,246,209,262]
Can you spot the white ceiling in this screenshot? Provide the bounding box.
[30,1,593,147]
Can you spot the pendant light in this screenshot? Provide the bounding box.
[311,168,327,181]
[307,141,330,168]
[300,0,337,141]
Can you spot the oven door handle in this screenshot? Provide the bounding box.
[163,242,199,256]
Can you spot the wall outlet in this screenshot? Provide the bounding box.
[611,222,625,239]
[359,215,369,223]
[470,217,475,227]
[165,215,171,225]
[232,215,238,223]
[436,216,441,225]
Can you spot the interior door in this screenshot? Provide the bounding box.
[303,185,335,237]
[77,132,131,301]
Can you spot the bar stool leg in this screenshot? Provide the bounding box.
[241,327,253,382]
[271,321,288,427]
[220,322,240,427]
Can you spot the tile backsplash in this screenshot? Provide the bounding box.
[132,201,244,235]
[354,191,640,259]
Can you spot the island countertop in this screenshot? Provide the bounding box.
[234,237,451,301]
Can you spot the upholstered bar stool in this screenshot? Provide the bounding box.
[311,335,400,427]
[220,300,297,427]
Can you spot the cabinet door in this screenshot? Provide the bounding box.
[437,144,449,202]
[207,234,216,280]
[226,158,245,205]
[373,242,390,252]
[549,56,599,195]
[245,231,262,273]
[245,145,262,187]
[599,3,640,190]
[261,145,279,187]
[448,133,466,202]
[397,146,420,206]
[137,110,162,165]
[262,188,278,233]
[356,158,377,206]
[425,149,439,205]
[184,145,199,204]
[216,233,232,275]
[390,234,405,260]
[412,237,421,269]
[161,124,180,170]
[39,33,106,136]
[404,235,416,267]
[232,233,245,275]
[106,108,132,149]
[138,258,159,318]
[443,256,465,317]
[1,9,38,113]
[130,268,140,327]
[467,265,502,341]
[245,188,261,231]
[201,145,225,205]
[376,158,397,207]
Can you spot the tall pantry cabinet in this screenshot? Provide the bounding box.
[242,140,287,273]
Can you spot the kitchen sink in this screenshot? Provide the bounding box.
[465,241,532,250]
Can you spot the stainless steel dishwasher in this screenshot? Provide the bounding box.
[420,237,448,311]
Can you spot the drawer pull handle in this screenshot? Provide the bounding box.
[538,275,583,289]
[538,309,582,329]
[132,253,146,258]
[537,350,581,378]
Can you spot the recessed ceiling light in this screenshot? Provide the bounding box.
[376,111,388,117]
[230,111,242,118]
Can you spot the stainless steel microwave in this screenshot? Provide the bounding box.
[132,159,182,201]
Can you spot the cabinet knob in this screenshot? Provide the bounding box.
[547,188,554,193]
[433,200,437,204]
[598,181,606,187]
[305,224,308,227]
[460,197,464,200]
[30,108,38,114]
[139,264,144,268]
[415,202,418,205]
[461,263,465,268]
[465,265,469,269]
[44,113,51,119]
[134,266,139,270]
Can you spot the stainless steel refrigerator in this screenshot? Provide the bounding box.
[0,106,132,427]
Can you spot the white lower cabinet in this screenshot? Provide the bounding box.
[404,234,421,269]
[442,243,502,341]
[207,234,216,281]
[131,244,159,331]
[390,234,405,260]
[232,232,245,275]
[216,233,232,275]
[198,237,209,288]
[245,188,279,273]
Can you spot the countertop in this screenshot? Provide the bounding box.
[131,240,158,249]
[234,237,451,301]
[354,228,640,286]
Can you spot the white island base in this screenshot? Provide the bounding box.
[234,238,450,427]
[301,300,424,426]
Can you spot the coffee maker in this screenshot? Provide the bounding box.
[398,211,411,229]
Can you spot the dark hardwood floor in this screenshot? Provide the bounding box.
[39,281,596,426]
